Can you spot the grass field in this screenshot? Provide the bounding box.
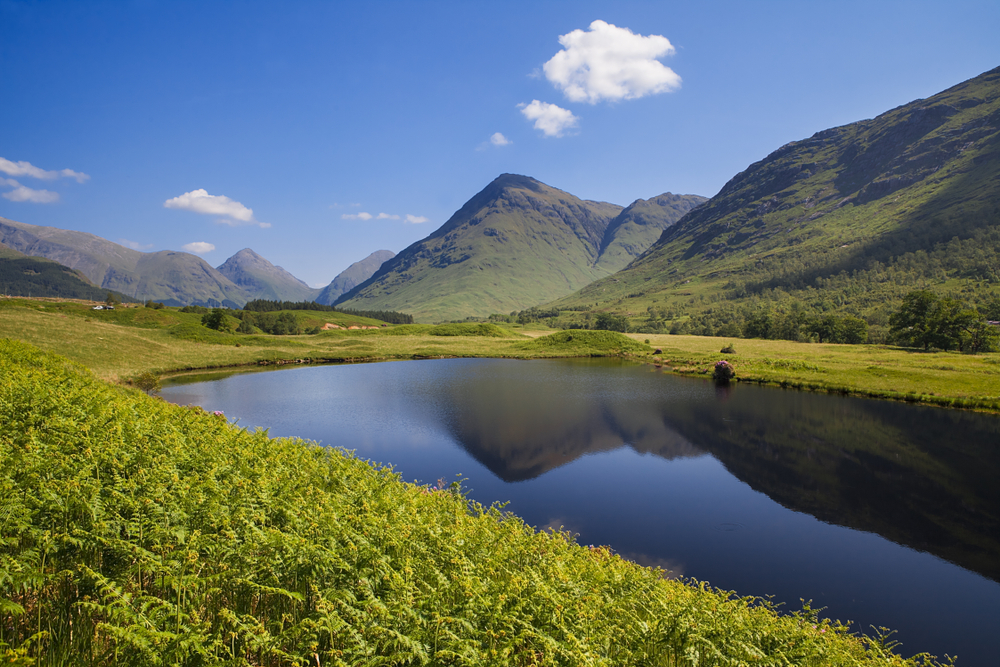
[633,333,1000,412]
[1,297,998,412]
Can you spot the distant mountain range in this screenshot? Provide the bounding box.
[0,218,394,307]
[336,174,705,321]
[12,67,992,325]
[552,65,1000,333]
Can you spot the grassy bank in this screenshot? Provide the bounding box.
[634,333,1000,412]
[1,297,998,412]
[0,339,946,666]
[0,299,647,382]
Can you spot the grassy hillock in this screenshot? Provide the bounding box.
[0,339,946,666]
[551,66,1000,341]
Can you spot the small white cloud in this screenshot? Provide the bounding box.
[258,222,272,229]
[490,132,512,146]
[164,189,258,225]
[377,212,401,220]
[0,157,90,183]
[543,20,681,104]
[182,241,216,254]
[119,238,153,251]
[405,214,429,224]
[1,178,60,204]
[518,100,579,137]
[342,212,373,221]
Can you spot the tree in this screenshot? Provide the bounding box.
[104,292,120,307]
[809,314,843,344]
[928,298,978,351]
[202,308,234,333]
[963,320,1000,354]
[840,316,869,344]
[594,312,628,333]
[889,290,939,350]
[132,371,160,395]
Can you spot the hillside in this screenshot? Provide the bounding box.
[0,218,319,307]
[552,66,1000,339]
[595,193,707,273]
[0,243,131,302]
[316,248,394,304]
[216,247,320,302]
[337,174,703,321]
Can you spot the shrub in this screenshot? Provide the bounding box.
[713,359,736,383]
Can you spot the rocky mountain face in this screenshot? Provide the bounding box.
[337,174,704,321]
[316,249,395,305]
[554,66,1000,324]
[216,248,320,303]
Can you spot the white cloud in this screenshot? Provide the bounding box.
[1,178,60,203]
[490,132,512,146]
[543,20,680,104]
[164,189,263,226]
[119,238,153,251]
[518,100,579,137]
[377,212,400,220]
[342,212,373,221]
[0,157,90,183]
[182,241,216,254]
[405,214,429,224]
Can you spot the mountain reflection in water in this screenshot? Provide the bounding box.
[161,358,1000,663]
[427,360,999,583]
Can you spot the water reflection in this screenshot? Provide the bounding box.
[420,360,999,583]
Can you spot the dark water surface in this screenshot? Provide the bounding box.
[161,358,1000,665]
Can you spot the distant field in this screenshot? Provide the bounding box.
[632,333,1000,412]
[1,297,998,412]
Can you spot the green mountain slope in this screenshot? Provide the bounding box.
[336,174,624,321]
[0,243,131,301]
[553,66,1000,337]
[216,248,320,302]
[594,193,707,273]
[316,249,395,305]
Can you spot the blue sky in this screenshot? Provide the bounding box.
[2,1,999,287]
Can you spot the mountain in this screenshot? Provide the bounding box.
[552,66,1000,336]
[336,174,704,322]
[216,248,320,302]
[0,243,131,302]
[316,249,395,305]
[0,218,315,307]
[594,193,707,273]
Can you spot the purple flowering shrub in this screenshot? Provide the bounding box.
[713,359,735,383]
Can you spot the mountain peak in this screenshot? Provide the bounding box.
[216,248,317,300]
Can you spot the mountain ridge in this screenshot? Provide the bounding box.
[551,65,1000,336]
[337,174,703,321]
